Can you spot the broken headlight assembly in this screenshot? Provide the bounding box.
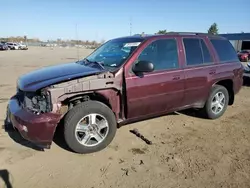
[17,90,52,115]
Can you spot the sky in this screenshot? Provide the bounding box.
[1,0,250,42]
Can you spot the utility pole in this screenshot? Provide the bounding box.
[95,31,99,47]
[75,23,79,61]
[130,17,132,36]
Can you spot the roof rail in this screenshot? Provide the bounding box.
[133,34,154,37]
[165,32,209,35]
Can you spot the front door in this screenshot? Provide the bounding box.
[125,38,185,119]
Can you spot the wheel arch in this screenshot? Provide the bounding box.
[213,79,234,105]
[61,89,121,120]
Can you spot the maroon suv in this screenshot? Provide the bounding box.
[7,32,244,154]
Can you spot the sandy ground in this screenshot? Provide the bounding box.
[0,47,250,188]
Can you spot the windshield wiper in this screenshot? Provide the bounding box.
[83,58,105,69]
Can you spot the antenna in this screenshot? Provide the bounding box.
[130,17,132,36]
[75,23,80,61]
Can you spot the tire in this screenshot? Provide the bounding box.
[64,101,117,154]
[202,85,229,119]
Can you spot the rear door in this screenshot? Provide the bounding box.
[125,37,185,119]
[209,38,244,94]
[181,37,215,107]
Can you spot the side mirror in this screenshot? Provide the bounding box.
[247,62,250,68]
[132,60,154,73]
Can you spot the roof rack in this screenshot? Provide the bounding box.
[164,32,209,35]
[133,32,215,37]
[133,34,154,37]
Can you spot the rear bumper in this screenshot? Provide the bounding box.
[8,96,62,148]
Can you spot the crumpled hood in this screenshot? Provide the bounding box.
[18,62,104,92]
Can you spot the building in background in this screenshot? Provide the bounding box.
[220,33,250,52]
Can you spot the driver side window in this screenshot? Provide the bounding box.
[138,38,179,71]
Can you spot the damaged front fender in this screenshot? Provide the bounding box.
[46,69,124,119]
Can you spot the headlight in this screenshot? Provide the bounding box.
[24,92,52,115]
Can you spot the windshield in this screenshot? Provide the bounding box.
[84,37,144,69]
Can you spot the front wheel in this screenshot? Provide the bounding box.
[202,85,229,119]
[63,101,117,154]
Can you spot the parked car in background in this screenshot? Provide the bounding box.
[0,43,8,51]
[243,62,250,74]
[8,32,244,154]
[1,41,7,45]
[237,50,250,62]
[17,43,28,50]
[243,63,250,85]
[6,42,19,50]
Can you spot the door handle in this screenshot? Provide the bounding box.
[172,75,180,80]
[209,69,216,75]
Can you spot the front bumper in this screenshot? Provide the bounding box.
[8,96,62,148]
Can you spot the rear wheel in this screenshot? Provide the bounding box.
[64,101,117,154]
[202,85,229,119]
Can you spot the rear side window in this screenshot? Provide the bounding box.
[183,38,213,66]
[210,39,239,62]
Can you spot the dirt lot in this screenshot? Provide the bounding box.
[0,47,250,188]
